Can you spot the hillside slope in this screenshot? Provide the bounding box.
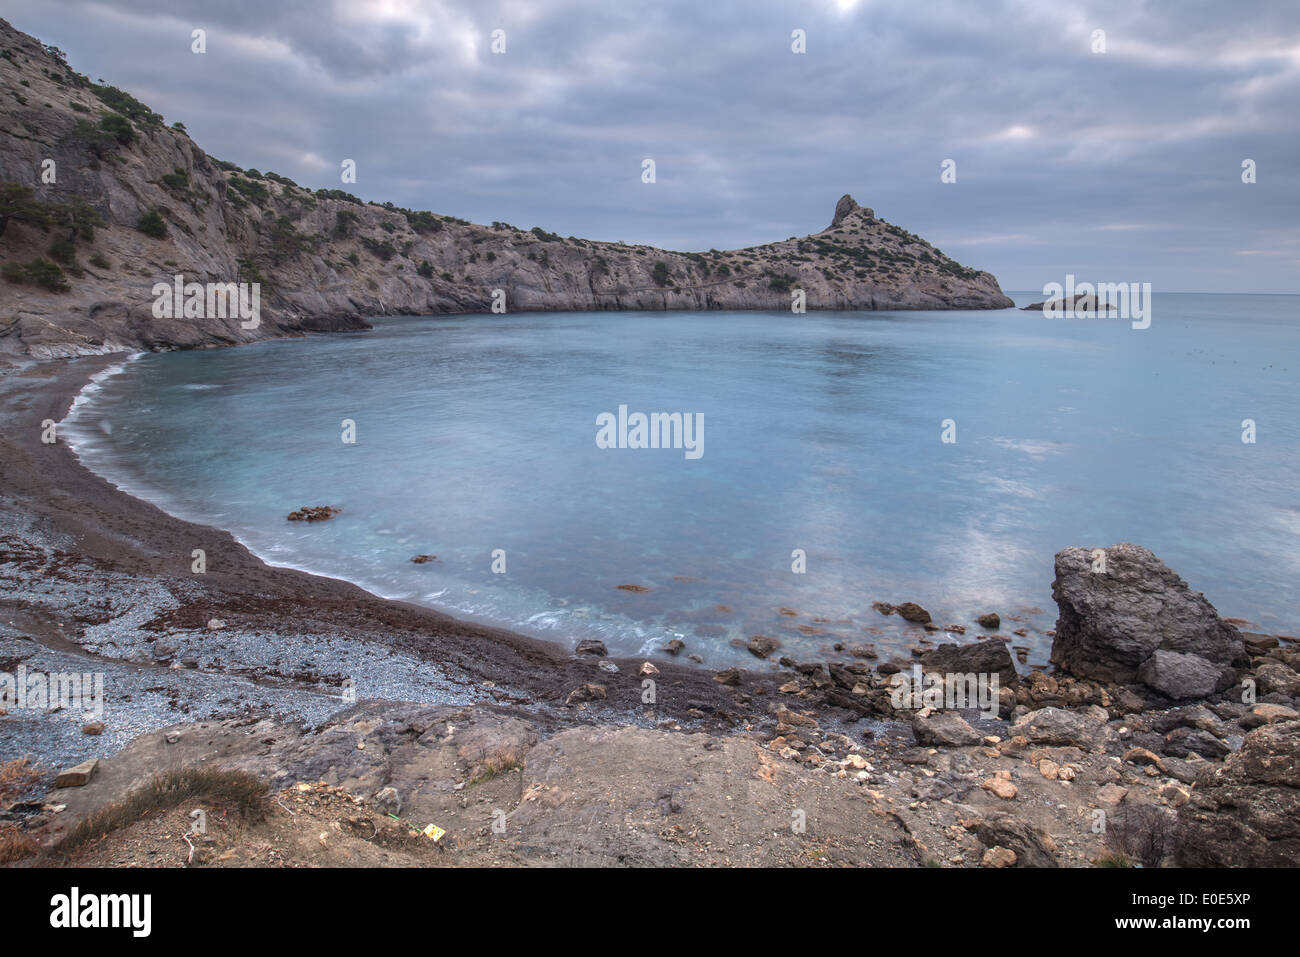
[0,19,1013,358]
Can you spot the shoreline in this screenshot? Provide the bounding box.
[5,348,1299,869]
[0,352,772,763]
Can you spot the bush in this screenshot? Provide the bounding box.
[98,112,135,145]
[89,252,111,269]
[651,261,671,286]
[403,209,442,233]
[160,169,189,190]
[417,260,434,278]
[333,209,358,239]
[2,258,72,291]
[48,238,76,265]
[137,207,167,239]
[90,83,160,124]
[227,175,268,205]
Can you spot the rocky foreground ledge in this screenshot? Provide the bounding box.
[9,542,1298,868]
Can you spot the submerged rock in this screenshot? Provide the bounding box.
[286,505,341,523]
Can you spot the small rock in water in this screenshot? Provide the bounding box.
[575,638,607,657]
[896,602,931,624]
[410,554,436,564]
[286,505,341,522]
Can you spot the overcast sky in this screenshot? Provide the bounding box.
[8,0,1298,292]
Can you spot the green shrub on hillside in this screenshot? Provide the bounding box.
[137,208,167,239]
[2,258,71,291]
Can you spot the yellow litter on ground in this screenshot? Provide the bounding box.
[422,823,446,842]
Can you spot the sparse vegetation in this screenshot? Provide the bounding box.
[2,257,72,291]
[136,207,167,239]
[50,767,267,857]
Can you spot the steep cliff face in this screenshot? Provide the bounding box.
[0,19,1013,358]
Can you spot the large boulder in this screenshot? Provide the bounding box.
[1049,544,1245,694]
[1176,719,1300,866]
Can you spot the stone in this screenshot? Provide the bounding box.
[664,639,685,655]
[746,635,780,659]
[713,668,742,686]
[286,505,340,522]
[55,758,98,788]
[1241,703,1298,728]
[1011,707,1101,750]
[912,710,982,747]
[597,660,619,674]
[1123,747,1167,772]
[1177,721,1300,866]
[1096,783,1128,807]
[981,846,1017,868]
[81,721,104,735]
[638,661,659,677]
[1163,726,1231,760]
[966,813,1058,867]
[565,683,607,706]
[895,602,932,624]
[373,786,401,816]
[1049,543,1246,685]
[1242,633,1279,654]
[976,613,1001,630]
[574,638,607,657]
[1137,649,1230,700]
[920,638,1019,687]
[1255,660,1300,697]
[981,777,1017,800]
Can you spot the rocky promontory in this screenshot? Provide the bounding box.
[0,19,1012,359]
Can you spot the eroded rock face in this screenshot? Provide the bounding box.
[1050,544,1245,694]
[1177,720,1300,867]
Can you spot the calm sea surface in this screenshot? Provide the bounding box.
[64,294,1300,667]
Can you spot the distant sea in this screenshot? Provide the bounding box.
[63,293,1300,667]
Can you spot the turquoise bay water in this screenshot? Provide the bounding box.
[64,294,1300,667]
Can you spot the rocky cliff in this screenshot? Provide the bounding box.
[0,19,1013,358]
